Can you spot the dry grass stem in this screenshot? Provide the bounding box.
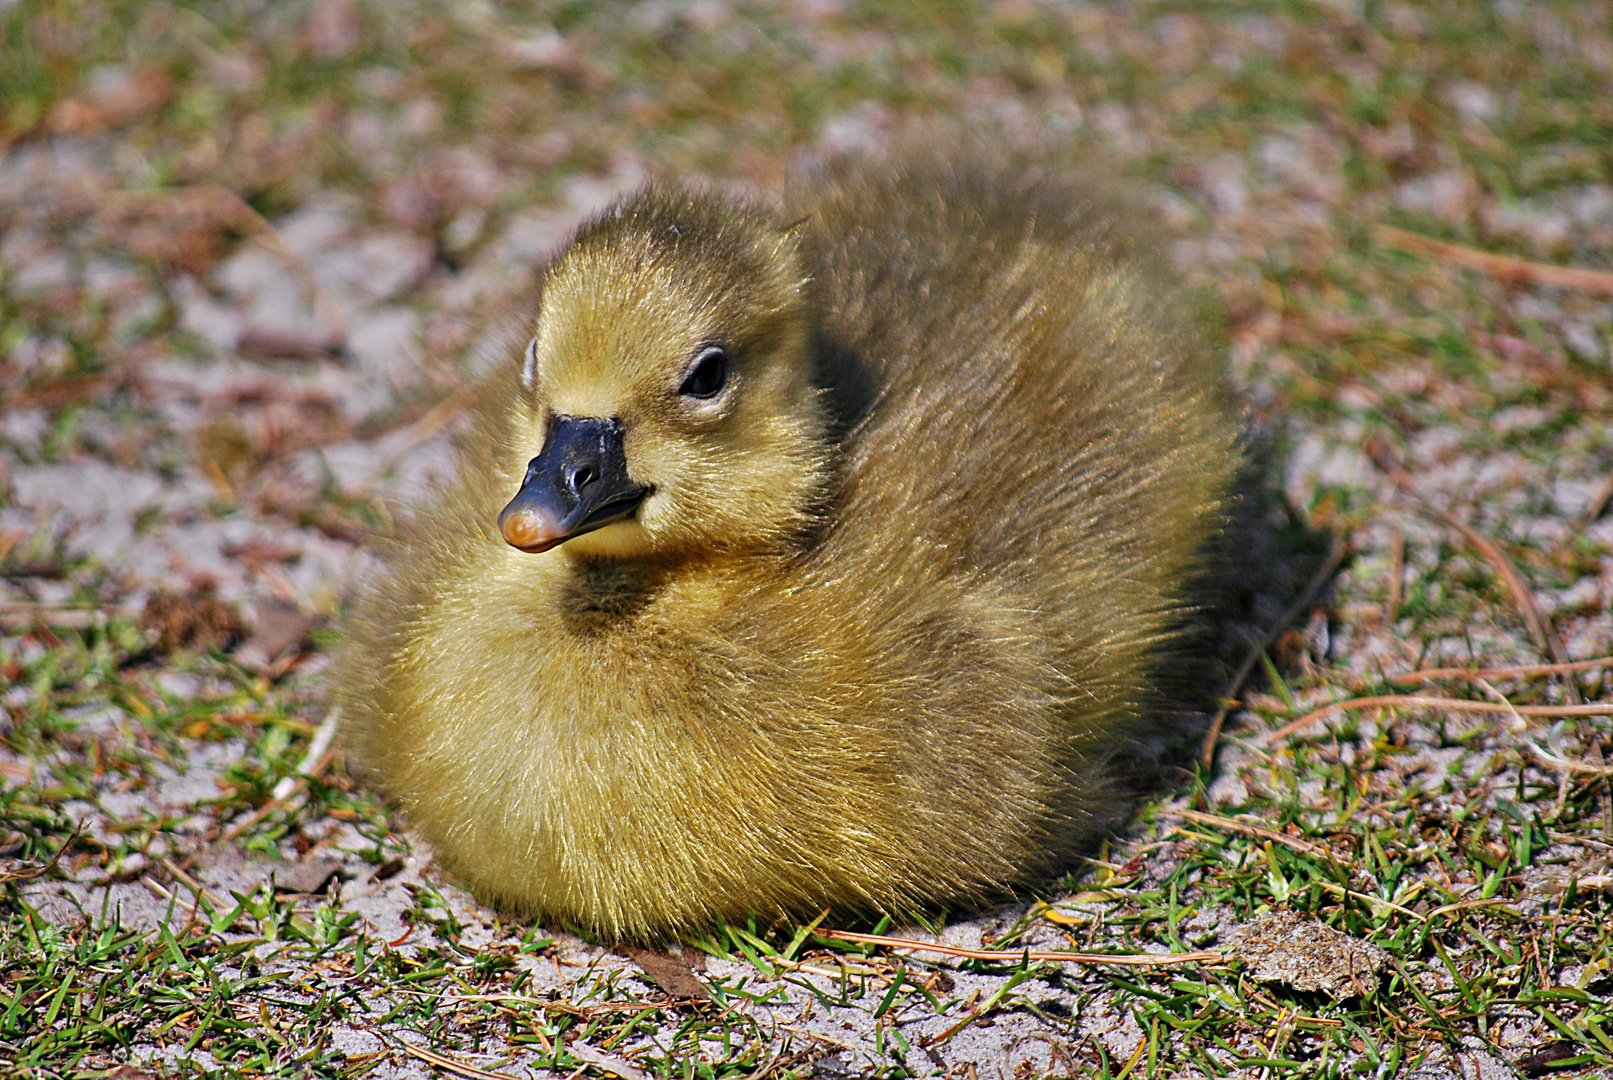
[269,706,340,800]
[0,822,81,884]
[1525,743,1613,778]
[1266,694,1613,744]
[400,1041,525,1080]
[1308,880,1426,922]
[1167,809,1338,862]
[1388,656,1613,684]
[0,602,136,631]
[1374,224,1613,296]
[819,931,1221,968]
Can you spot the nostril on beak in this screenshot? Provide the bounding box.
[566,464,597,495]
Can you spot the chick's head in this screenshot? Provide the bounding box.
[501,186,829,561]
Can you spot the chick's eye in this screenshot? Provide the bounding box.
[679,347,729,400]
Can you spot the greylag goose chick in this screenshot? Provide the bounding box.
[335,153,1240,940]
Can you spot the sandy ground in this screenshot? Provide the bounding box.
[3,2,1612,1077]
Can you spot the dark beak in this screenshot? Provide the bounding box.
[499,416,649,553]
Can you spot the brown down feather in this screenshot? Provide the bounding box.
[333,150,1242,941]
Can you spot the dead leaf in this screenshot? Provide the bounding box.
[196,414,262,487]
[202,378,340,411]
[620,946,712,1001]
[141,584,248,654]
[371,857,406,882]
[272,857,344,896]
[49,67,171,135]
[14,371,120,410]
[237,325,344,360]
[235,600,321,672]
[501,27,604,89]
[1516,1040,1582,1077]
[380,175,445,231]
[223,537,303,566]
[304,0,362,58]
[99,187,239,274]
[1474,332,1543,363]
[1225,910,1389,1000]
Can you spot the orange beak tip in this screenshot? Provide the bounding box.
[500,509,560,553]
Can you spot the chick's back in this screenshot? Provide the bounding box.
[793,155,1238,758]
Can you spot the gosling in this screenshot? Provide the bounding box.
[335,153,1241,941]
